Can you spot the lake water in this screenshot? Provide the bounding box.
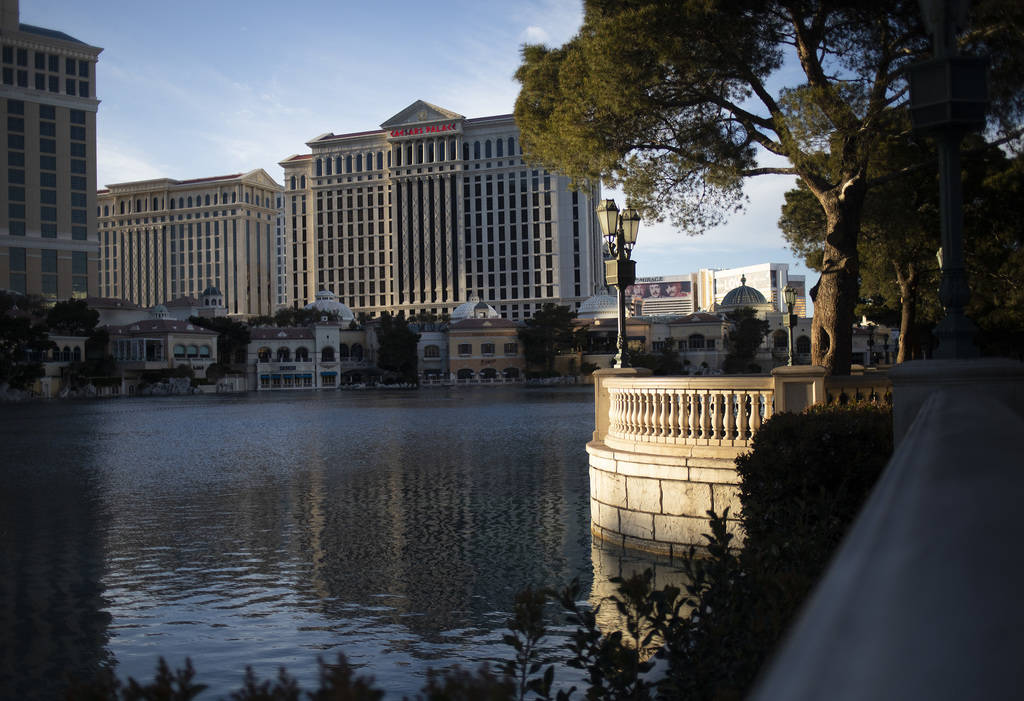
[0,386,686,698]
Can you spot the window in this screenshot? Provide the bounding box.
[458,343,472,356]
[321,347,335,362]
[504,342,518,355]
[423,345,440,358]
[481,343,495,356]
[796,335,811,355]
[688,334,705,350]
[257,347,271,362]
[295,347,309,362]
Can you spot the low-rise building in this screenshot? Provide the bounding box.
[107,318,219,393]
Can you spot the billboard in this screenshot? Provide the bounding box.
[624,279,692,301]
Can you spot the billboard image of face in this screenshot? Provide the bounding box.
[625,281,691,299]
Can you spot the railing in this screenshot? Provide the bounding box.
[824,373,892,405]
[604,377,775,449]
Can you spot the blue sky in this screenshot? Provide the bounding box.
[24,0,811,285]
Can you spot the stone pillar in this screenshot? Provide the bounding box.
[889,358,1024,447]
[772,365,828,413]
[592,367,652,442]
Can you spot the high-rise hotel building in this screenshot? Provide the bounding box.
[96,169,282,317]
[280,100,603,320]
[1,0,101,300]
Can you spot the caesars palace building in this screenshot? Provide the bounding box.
[280,100,604,320]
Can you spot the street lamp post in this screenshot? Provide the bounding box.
[596,199,640,369]
[909,0,987,358]
[867,327,876,367]
[784,286,797,366]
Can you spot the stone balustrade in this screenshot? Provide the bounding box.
[604,377,775,453]
[588,365,891,555]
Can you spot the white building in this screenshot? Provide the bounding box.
[697,263,804,314]
[279,100,604,321]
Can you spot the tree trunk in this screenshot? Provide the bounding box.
[810,177,866,375]
[895,264,918,364]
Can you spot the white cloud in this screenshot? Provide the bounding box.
[520,25,550,44]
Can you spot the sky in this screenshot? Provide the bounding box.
[22,0,812,288]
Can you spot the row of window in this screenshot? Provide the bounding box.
[102,190,271,216]
[1,44,91,97]
[455,342,518,356]
[255,344,364,363]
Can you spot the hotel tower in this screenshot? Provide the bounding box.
[280,100,604,320]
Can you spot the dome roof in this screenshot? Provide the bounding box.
[149,304,169,319]
[304,289,355,321]
[450,297,500,321]
[577,293,619,319]
[201,285,222,298]
[720,275,768,308]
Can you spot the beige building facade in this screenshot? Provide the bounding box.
[96,169,282,317]
[0,0,101,301]
[280,100,604,321]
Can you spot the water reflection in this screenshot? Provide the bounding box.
[0,388,685,698]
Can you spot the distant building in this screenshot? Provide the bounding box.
[96,169,282,317]
[625,274,697,316]
[279,100,604,321]
[1,0,102,301]
[696,263,805,315]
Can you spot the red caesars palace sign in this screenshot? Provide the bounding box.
[389,122,458,138]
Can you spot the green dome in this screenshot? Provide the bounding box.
[721,275,767,307]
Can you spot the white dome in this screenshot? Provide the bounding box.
[149,304,170,319]
[450,298,500,321]
[305,289,355,321]
[577,293,619,319]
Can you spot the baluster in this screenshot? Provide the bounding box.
[699,391,710,440]
[658,390,668,437]
[630,388,640,438]
[688,391,699,440]
[647,389,658,437]
[724,390,735,441]
[668,390,679,438]
[762,390,774,423]
[710,392,722,442]
[747,391,761,437]
[623,389,633,437]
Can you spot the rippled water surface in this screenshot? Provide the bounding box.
[0,387,684,698]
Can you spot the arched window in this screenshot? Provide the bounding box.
[315,158,323,177]
[231,191,237,203]
[178,197,184,209]
[356,153,363,172]
[387,150,392,168]
[406,144,413,165]
[119,201,125,214]
[496,139,504,157]
[300,176,305,189]
[503,367,520,379]
[62,346,71,361]
[508,137,515,156]
[199,345,211,358]
[457,368,474,380]
[338,343,350,359]
[244,192,250,203]
[325,157,332,175]
[450,139,457,160]
[295,347,309,362]
[321,347,335,362]
[136,198,141,212]
[204,194,210,206]
[213,193,218,204]
[688,334,705,350]
[416,143,423,164]
[796,335,811,355]
[346,155,353,173]
[423,345,440,358]
[175,344,187,358]
[276,347,290,362]
[438,141,445,161]
[484,140,492,158]
[290,175,296,190]
[103,205,109,216]
[463,142,470,160]
[187,345,199,358]
[481,367,497,379]
[773,330,788,349]
[152,197,159,210]
[351,343,363,361]
[187,196,193,207]
[377,151,383,170]
[427,142,434,162]
[72,346,81,362]
[336,156,343,174]
[473,141,481,159]
[395,147,401,167]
